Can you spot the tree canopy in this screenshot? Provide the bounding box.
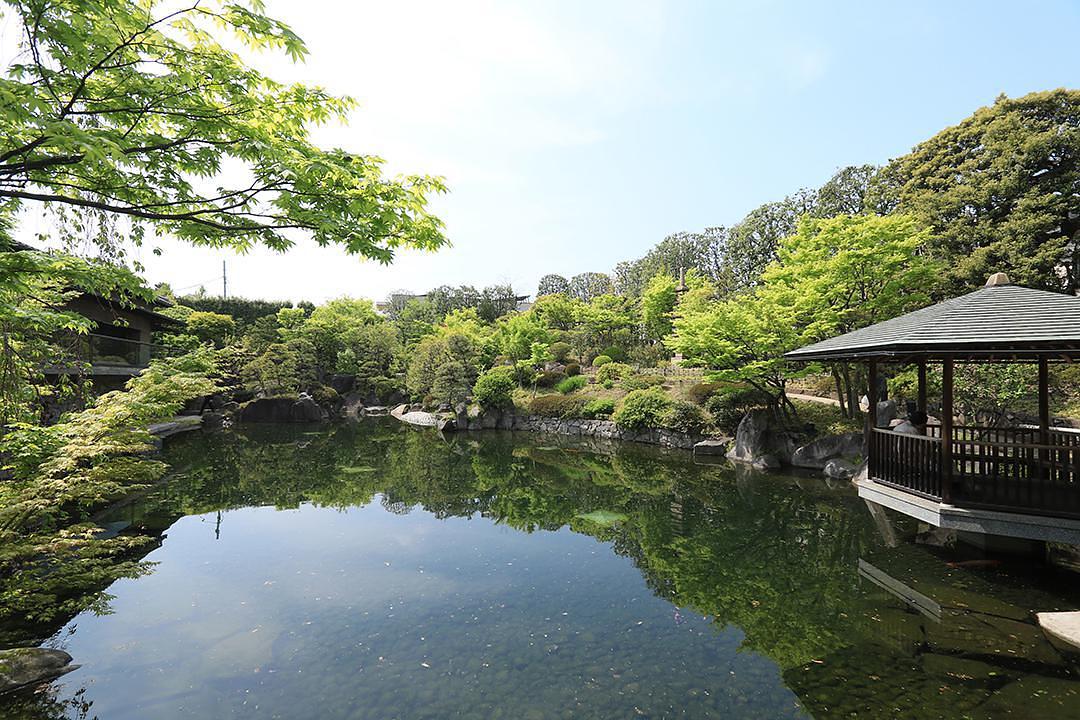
[870,89,1080,294]
[0,0,447,260]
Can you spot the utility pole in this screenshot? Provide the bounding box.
[222,260,227,298]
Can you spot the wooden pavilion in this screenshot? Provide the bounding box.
[785,273,1080,543]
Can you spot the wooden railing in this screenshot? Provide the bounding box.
[870,425,1080,519]
[869,429,942,499]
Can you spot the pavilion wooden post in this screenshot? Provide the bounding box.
[941,357,954,504]
[1038,356,1050,477]
[866,359,879,473]
[917,360,928,413]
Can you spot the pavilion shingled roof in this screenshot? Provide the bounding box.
[784,279,1080,362]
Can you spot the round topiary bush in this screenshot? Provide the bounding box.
[592,354,613,367]
[613,388,673,429]
[564,362,581,377]
[528,394,586,418]
[687,382,724,406]
[582,398,615,419]
[596,362,632,388]
[662,400,712,435]
[534,370,566,388]
[473,367,516,408]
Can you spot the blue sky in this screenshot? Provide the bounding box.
[111,1,1080,301]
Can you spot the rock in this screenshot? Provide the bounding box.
[365,405,390,417]
[0,648,79,694]
[329,374,356,395]
[436,416,456,432]
[342,392,366,418]
[791,432,864,469]
[727,409,781,469]
[1037,611,1080,652]
[398,410,439,427]
[437,403,452,413]
[876,399,897,428]
[480,408,499,430]
[201,411,226,432]
[496,412,515,430]
[694,438,731,456]
[823,458,858,480]
[239,397,326,423]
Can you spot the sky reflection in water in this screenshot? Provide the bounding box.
[4,420,1080,719]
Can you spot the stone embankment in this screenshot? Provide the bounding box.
[388,403,729,454]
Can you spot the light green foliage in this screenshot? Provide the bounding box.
[613,388,673,430]
[760,214,938,343]
[531,293,584,331]
[640,273,678,341]
[556,375,588,394]
[0,0,446,260]
[473,367,516,409]
[582,398,616,419]
[0,349,219,536]
[662,400,712,435]
[621,373,665,392]
[592,355,612,368]
[871,89,1080,293]
[494,311,550,363]
[275,307,309,339]
[0,242,149,424]
[671,214,935,407]
[185,311,236,348]
[595,362,631,387]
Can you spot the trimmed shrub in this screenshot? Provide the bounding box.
[534,370,567,388]
[548,341,572,363]
[613,388,673,429]
[601,346,627,362]
[662,400,712,435]
[564,362,581,377]
[596,362,631,388]
[592,354,613,367]
[582,398,615,419]
[310,384,341,408]
[473,367,516,408]
[687,382,724,405]
[529,394,586,418]
[621,373,665,392]
[557,375,588,394]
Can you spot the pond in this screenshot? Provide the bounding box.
[3,420,1080,719]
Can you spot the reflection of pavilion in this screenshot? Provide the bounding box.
[786,274,1080,547]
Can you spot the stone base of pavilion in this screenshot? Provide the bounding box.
[858,478,1080,547]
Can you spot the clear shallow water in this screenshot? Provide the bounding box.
[3,420,1080,719]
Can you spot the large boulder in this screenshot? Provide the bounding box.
[726,410,806,468]
[693,438,731,456]
[239,397,327,423]
[791,432,864,469]
[0,648,78,695]
[727,409,781,469]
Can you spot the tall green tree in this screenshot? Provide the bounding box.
[870,89,1080,293]
[0,0,447,260]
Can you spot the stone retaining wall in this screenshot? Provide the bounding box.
[510,416,702,450]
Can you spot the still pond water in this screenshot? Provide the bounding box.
[3,420,1080,719]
